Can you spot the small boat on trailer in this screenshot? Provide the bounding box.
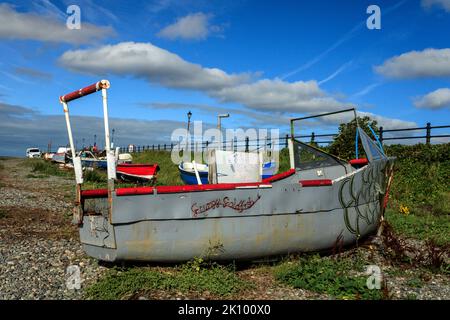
[179,160,277,185]
[59,80,394,262]
[116,163,160,182]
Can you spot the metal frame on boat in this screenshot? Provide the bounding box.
[60,80,395,262]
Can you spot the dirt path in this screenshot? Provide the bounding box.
[0,158,107,299]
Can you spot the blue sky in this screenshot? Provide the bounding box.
[0,0,449,155]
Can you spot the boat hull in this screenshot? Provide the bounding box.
[80,159,393,262]
[116,164,159,182]
[178,165,209,185]
[82,206,379,262]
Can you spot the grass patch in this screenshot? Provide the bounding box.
[274,254,385,300]
[86,260,248,300]
[22,158,71,177]
[26,173,49,179]
[385,209,450,246]
[132,151,183,186]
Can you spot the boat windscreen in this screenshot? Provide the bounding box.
[293,140,346,170]
[358,128,386,162]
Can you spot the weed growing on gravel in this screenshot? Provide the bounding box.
[23,159,70,177]
[274,254,384,300]
[86,261,248,300]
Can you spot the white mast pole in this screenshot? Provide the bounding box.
[100,80,116,181]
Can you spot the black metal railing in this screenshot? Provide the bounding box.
[118,123,450,154]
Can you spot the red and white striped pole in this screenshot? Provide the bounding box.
[59,80,113,183]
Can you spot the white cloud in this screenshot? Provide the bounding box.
[351,82,382,98]
[59,42,252,91]
[0,3,113,44]
[59,41,416,126]
[374,48,450,79]
[318,61,352,85]
[211,79,345,113]
[422,0,450,12]
[157,12,217,40]
[414,88,450,109]
[59,42,351,113]
[359,112,416,129]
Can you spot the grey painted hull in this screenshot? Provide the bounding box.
[80,159,393,262]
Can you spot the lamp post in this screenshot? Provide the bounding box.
[185,111,192,152]
[187,111,192,132]
[217,113,230,150]
[111,128,115,149]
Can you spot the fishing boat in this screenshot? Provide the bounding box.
[117,163,160,182]
[59,80,394,262]
[178,162,209,185]
[52,147,70,164]
[78,150,108,169]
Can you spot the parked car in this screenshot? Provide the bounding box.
[26,148,41,158]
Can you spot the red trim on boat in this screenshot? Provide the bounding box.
[81,189,108,198]
[81,181,272,198]
[116,186,155,196]
[262,169,296,183]
[156,182,264,194]
[299,179,333,187]
[349,158,368,166]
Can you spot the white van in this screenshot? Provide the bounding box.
[26,148,41,158]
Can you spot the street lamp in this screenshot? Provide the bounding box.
[185,111,192,153]
[217,113,230,150]
[111,128,115,148]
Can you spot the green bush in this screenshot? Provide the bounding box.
[328,116,380,160]
[384,144,450,215]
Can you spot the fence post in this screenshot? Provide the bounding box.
[311,132,315,145]
[245,136,249,152]
[379,126,383,144]
[164,144,166,150]
[152,144,154,151]
[234,137,237,152]
[171,143,173,150]
[285,134,289,148]
[426,122,431,145]
[158,144,160,151]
